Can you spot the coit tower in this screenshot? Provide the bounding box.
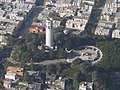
[45,18,54,48]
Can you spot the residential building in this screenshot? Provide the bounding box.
[117,0,120,7]
[114,7,120,28]
[105,0,117,8]
[0,2,34,37]
[112,29,120,38]
[0,0,12,3]
[4,66,24,89]
[45,0,71,8]
[79,81,93,90]
[0,21,16,35]
[0,9,6,18]
[82,0,95,5]
[58,7,76,17]
[45,75,66,90]
[95,27,111,36]
[0,35,7,46]
[3,79,12,89]
[7,66,24,76]
[54,77,66,90]
[53,19,61,28]
[111,8,120,39]
[95,21,114,36]
[29,22,45,33]
[5,72,18,81]
[0,0,36,3]
[66,16,88,31]
[45,74,56,85]
[101,0,117,21]
[94,0,120,37]
[26,0,36,4]
[28,82,41,90]
[65,0,94,33]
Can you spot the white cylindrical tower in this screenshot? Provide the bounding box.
[45,18,54,48]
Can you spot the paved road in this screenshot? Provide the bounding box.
[7,57,67,65]
[6,58,20,64]
[27,59,67,65]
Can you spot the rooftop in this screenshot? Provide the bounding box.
[7,66,23,76]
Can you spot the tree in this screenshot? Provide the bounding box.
[0,78,4,89]
[0,50,2,61]
[65,78,73,90]
[20,52,31,67]
[73,71,85,90]
[10,45,22,62]
[92,70,109,90]
[58,48,67,58]
[46,64,57,74]
[72,58,83,66]
[33,16,40,23]
[23,71,29,82]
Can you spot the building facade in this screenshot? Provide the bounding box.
[45,18,54,48]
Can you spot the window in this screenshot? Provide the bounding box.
[48,26,51,29]
[80,24,83,27]
[72,24,75,28]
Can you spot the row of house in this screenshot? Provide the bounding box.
[94,0,120,39]
[4,67,65,90]
[3,66,73,90]
[45,0,81,8]
[112,7,120,38]
[0,1,35,47]
[44,75,66,90]
[3,66,42,90]
[29,0,95,35]
[3,65,94,90]
[44,74,93,90]
[4,66,23,89]
[0,0,36,3]
[65,0,95,33]
[45,0,95,32]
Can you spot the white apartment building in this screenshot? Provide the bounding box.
[5,72,18,81]
[0,0,25,3]
[112,29,120,38]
